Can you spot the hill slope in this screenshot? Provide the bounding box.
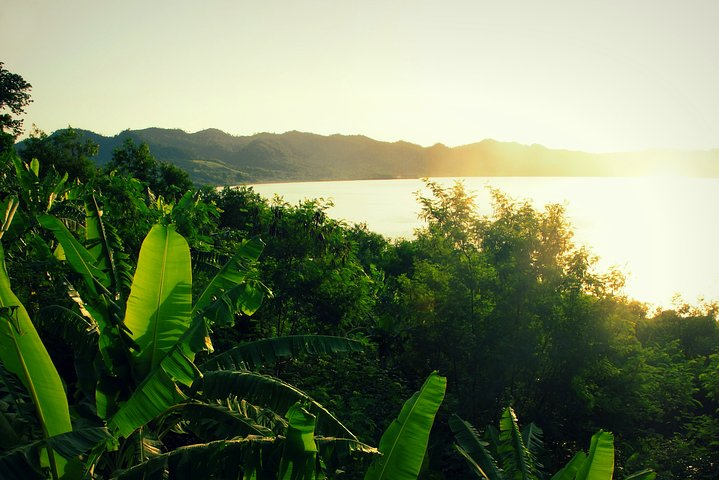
[29,128,719,185]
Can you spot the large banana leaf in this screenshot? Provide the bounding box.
[201,335,365,371]
[0,244,72,478]
[0,245,72,439]
[521,423,544,460]
[124,224,192,377]
[108,366,188,438]
[497,407,539,480]
[38,214,110,294]
[109,313,210,437]
[85,194,133,304]
[112,437,281,480]
[449,414,503,479]
[550,452,587,480]
[199,370,358,440]
[364,371,446,480]
[575,430,614,480]
[170,401,276,440]
[279,403,318,479]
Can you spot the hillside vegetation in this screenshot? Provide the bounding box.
[1,65,717,478]
[19,127,719,185]
[2,132,717,478]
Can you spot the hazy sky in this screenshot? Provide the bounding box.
[3,0,718,152]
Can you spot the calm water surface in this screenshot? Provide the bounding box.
[251,177,719,309]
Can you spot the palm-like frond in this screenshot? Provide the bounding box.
[449,414,504,479]
[37,213,109,295]
[497,407,539,480]
[192,237,264,326]
[521,422,544,473]
[85,193,133,304]
[37,303,99,356]
[198,370,358,440]
[111,436,281,480]
[0,426,112,480]
[166,401,276,441]
[364,371,447,480]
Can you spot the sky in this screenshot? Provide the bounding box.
[2,0,719,152]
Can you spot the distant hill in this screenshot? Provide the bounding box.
[21,128,719,185]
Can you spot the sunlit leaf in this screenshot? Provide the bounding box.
[124,224,192,377]
[365,371,446,480]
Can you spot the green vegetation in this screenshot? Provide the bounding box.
[2,63,718,479]
[14,127,719,186]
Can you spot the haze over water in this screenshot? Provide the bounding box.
[251,177,719,310]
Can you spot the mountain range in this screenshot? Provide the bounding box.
[46,128,719,185]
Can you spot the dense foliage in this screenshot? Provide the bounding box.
[1,65,716,478]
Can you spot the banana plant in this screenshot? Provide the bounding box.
[365,371,447,480]
[450,407,542,480]
[0,244,72,479]
[1,155,376,478]
[450,409,656,480]
[37,206,373,477]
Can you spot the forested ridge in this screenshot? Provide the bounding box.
[1,63,718,479]
[16,126,719,185]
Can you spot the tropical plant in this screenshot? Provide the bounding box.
[365,371,446,480]
[450,408,656,480]
[0,156,377,478]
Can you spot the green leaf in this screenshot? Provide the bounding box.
[202,335,365,371]
[172,401,276,440]
[521,423,544,460]
[37,214,109,294]
[45,426,113,460]
[85,193,132,304]
[124,224,192,377]
[449,414,504,479]
[199,370,358,440]
[112,437,281,480]
[200,281,265,326]
[192,236,264,320]
[279,403,318,480]
[575,430,614,480]
[453,444,491,480]
[364,371,446,480]
[109,314,209,437]
[108,367,187,438]
[550,452,587,480]
[497,407,539,480]
[0,245,72,439]
[624,469,656,480]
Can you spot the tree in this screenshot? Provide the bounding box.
[156,160,193,198]
[106,138,158,184]
[18,127,98,182]
[106,138,193,199]
[0,62,32,138]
